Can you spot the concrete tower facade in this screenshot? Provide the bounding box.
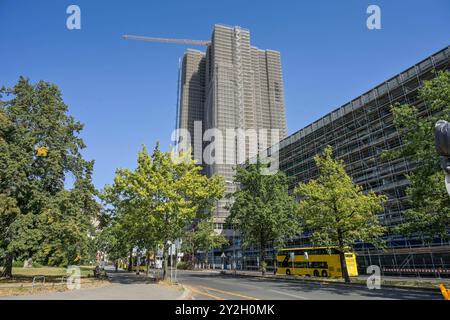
[177,24,288,232]
[178,49,206,161]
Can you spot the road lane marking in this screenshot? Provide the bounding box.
[269,289,309,300]
[212,279,263,289]
[200,286,260,300]
[190,287,225,300]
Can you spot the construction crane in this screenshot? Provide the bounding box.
[122,34,210,46]
[122,34,210,151]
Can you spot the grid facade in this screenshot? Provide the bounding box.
[178,49,206,162]
[268,46,450,276]
[178,24,288,231]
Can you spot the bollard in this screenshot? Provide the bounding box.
[32,276,45,291]
[439,284,449,300]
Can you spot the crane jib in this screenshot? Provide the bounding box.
[122,35,210,46]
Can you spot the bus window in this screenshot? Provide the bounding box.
[310,262,328,269]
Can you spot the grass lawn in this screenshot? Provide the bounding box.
[0,266,109,297]
[12,266,94,277]
[0,278,110,297]
[0,266,95,284]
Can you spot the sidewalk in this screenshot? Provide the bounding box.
[1,270,187,300]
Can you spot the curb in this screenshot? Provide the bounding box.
[177,285,191,300]
[219,271,442,293]
[179,269,220,273]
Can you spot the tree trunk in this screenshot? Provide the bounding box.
[1,254,13,278]
[337,234,350,283]
[146,252,150,277]
[273,249,277,275]
[128,247,133,272]
[163,244,168,280]
[115,260,118,272]
[339,251,350,283]
[136,254,140,275]
[260,246,266,276]
[261,258,266,276]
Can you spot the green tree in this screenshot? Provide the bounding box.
[388,70,450,239]
[0,195,21,277]
[102,181,152,272]
[182,218,228,268]
[226,159,299,276]
[105,144,224,279]
[295,146,387,282]
[96,218,130,271]
[0,78,97,277]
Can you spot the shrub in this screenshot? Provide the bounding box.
[176,261,192,270]
[12,260,24,268]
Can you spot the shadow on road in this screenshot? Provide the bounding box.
[107,270,156,285]
[179,271,442,300]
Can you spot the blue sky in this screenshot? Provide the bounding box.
[1,0,449,190]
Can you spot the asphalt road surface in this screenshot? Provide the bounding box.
[2,269,183,300]
[176,270,442,300]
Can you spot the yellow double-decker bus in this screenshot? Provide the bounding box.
[276,246,358,278]
[120,256,149,273]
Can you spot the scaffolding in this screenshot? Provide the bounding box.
[274,46,450,277]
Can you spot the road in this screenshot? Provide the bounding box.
[1,269,442,300]
[176,270,442,300]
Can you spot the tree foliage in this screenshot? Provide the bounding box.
[226,159,299,275]
[95,216,130,269]
[295,146,386,282]
[102,144,224,279]
[0,78,97,276]
[389,71,450,239]
[182,218,228,267]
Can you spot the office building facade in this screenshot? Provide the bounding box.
[255,46,449,276]
[178,25,449,276]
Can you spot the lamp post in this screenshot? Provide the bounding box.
[211,245,214,269]
[136,252,141,275]
[233,227,237,275]
[167,240,172,282]
[174,238,182,283]
[435,119,450,196]
[225,180,240,276]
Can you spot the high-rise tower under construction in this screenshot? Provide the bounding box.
[177,24,288,233]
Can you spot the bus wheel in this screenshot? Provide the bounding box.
[286,269,291,275]
[321,270,328,278]
[313,270,319,277]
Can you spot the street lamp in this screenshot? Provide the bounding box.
[434,120,450,196]
[136,251,141,275]
[174,239,181,283]
[225,180,239,275]
[167,240,173,282]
